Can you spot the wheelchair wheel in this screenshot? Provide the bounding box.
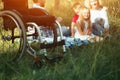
[45,22,64,56]
[27,21,65,61]
[0,10,27,62]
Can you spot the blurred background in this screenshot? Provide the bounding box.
[0,0,120,34]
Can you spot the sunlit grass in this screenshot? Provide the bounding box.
[0,27,22,61]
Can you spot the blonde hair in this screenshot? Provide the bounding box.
[85,0,103,9]
[77,7,92,31]
[72,2,81,9]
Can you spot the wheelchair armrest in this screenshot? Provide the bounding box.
[28,8,49,16]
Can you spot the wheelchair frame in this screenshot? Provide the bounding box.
[0,0,66,66]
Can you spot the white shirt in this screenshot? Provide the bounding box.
[75,21,92,40]
[33,4,45,10]
[90,8,109,29]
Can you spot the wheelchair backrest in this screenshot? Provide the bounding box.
[2,0,49,15]
[3,0,28,14]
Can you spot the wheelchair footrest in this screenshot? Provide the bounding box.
[40,40,65,49]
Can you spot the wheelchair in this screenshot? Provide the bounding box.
[0,0,66,66]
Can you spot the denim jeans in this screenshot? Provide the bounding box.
[92,23,104,36]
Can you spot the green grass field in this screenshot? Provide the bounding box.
[0,0,120,80]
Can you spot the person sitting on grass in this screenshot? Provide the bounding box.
[74,7,103,42]
[71,2,82,38]
[85,0,110,37]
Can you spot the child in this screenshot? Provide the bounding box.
[75,7,102,42]
[71,2,81,37]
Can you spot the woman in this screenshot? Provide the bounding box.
[86,0,109,36]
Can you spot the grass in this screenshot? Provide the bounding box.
[0,38,120,80]
[0,0,120,80]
